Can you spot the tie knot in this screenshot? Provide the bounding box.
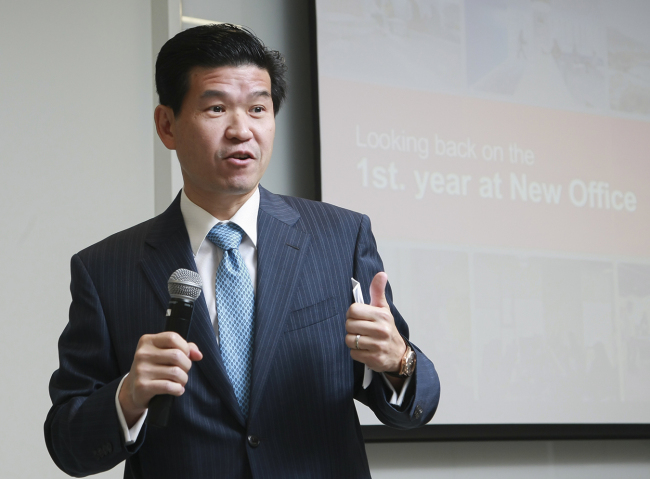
[206,222,245,251]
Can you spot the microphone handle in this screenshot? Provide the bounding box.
[146,297,195,428]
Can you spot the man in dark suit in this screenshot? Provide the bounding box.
[45,24,440,478]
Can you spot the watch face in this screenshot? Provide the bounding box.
[405,350,416,376]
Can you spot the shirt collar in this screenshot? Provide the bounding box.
[180,187,260,256]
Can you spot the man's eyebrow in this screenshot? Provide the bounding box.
[199,89,271,100]
[250,90,271,99]
[200,90,226,99]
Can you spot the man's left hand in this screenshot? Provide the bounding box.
[345,272,407,381]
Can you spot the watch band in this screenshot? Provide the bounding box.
[384,342,415,378]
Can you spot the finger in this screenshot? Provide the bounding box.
[346,303,383,321]
[147,379,186,397]
[346,303,393,325]
[350,348,401,373]
[346,303,374,321]
[133,362,189,386]
[349,348,386,369]
[151,331,191,357]
[345,333,383,352]
[349,349,375,364]
[346,318,385,337]
[147,364,189,386]
[345,333,364,351]
[349,351,394,373]
[369,272,389,309]
[151,347,193,372]
[188,342,203,362]
[125,371,188,409]
[133,349,193,380]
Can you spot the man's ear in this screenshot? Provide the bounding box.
[154,105,176,150]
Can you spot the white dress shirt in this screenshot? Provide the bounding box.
[116,186,407,444]
[182,187,259,336]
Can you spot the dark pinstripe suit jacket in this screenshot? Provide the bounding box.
[45,186,440,478]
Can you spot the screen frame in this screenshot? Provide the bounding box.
[308,0,650,442]
[362,424,650,442]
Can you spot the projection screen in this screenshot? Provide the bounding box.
[315,0,650,427]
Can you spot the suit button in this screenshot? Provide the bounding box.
[93,442,112,460]
[413,405,423,420]
[248,435,260,448]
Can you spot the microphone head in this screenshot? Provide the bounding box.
[168,268,203,302]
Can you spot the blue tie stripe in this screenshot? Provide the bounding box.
[206,222,255,418]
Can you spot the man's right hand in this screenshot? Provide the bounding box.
[118,332,203,427]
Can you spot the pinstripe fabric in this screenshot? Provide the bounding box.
[45,186,440,479]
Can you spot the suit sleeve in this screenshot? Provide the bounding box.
[351,215,440,429]
[44,254,146,476]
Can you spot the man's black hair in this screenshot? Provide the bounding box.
[156,23,287,116]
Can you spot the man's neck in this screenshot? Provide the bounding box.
[183,185,258,221]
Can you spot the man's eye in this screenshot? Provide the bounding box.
[252,106,264,113]
[211,106,223,113]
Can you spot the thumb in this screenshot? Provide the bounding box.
[369,272,389,309]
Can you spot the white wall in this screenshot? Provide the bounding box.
[1,0,647,478]
[0,1,154,477]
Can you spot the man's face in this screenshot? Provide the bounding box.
[168,65,275,202]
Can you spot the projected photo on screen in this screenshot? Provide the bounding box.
[316,0,650,425]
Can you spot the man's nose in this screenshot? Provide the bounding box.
[225,111,253,142]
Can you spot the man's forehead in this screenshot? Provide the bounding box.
[189,65,271,91]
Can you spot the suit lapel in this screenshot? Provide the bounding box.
[139,194,245,425]
[248,187,311,420]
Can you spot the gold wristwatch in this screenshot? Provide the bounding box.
[385,342,416,378]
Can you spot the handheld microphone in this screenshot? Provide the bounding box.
[146,268,203,428]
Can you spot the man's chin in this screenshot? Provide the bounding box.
[186,174,262,200]
[218,181,259,197]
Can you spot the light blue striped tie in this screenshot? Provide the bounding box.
[207,222,255,417]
